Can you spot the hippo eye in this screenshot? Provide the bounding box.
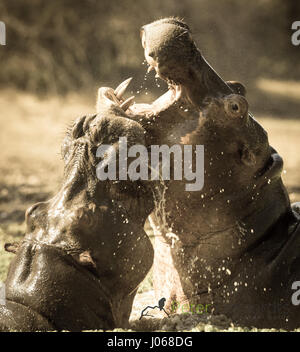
[226,101,241,116]
[231,103,239,112]
[224,94,248,119]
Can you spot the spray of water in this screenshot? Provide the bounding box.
[148,165,179,248]
[136,60,151,95]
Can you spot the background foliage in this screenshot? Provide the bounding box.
[0,0,299,98]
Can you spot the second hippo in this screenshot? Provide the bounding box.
[126,18,300,329]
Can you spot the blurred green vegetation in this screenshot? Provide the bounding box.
[0,0,299,111]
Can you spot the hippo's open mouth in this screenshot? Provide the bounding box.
[96,76,186,125]
[97,21,197,116]
[99,18,236,117]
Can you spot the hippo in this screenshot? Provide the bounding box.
[0,85,154,331]
[123,18,300,329]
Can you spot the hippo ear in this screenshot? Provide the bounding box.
[227,81,247,97]
[4,242,20,254]
[72,115,86,139]
[241,145,256,166]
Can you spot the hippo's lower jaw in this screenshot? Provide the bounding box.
[1,240,116,332]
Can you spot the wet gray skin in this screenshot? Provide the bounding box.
[127,17,300,329]
[0,89,154,331]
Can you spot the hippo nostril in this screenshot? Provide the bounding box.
[25,201,46,221]
[25,203,40,218]
[25,202,47,232]
[25,203,40,231]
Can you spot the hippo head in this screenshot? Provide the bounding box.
[127,18,252,145]
[7,86,155,328]
[123,18,293,314]
[140,18,232,107]
[27,91,152,232]
[131,17,290,246]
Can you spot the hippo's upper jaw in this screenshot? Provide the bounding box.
[1,89,155,331]
[122,18,252,147]
[139,18,234,110]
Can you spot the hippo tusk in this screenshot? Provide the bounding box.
[120,96,135,111]
[4,242,20,254]
[147,65,155,73]
[114,77,133,99]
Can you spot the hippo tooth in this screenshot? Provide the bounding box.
[120,96,135,111]
[109,91,121,105]
[147,65,155,73]
[175,85,182,100]
[114,77,133,99]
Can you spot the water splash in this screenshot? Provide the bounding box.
[155,76,161,88]
[136,60,151,95]
[149,165,179,248]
